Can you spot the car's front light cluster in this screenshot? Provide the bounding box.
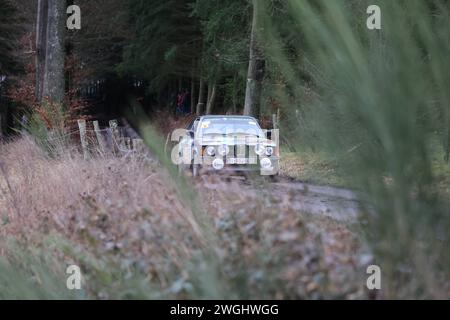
[255,145,274,157]
[212,158,225,170]
[217,145,230,156]
[260,157,272,169]
[255,144,265,156]
[265,146,274,156]
[205,146,215,156]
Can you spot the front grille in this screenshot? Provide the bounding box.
[227,144,249,159]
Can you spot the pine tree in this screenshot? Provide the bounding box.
[0,0,20,75]
[119,0,202,94]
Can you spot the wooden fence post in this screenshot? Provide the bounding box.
[125,137,132,151]
[132,139,144,154]
[116,124,126,151]
[93,121,107,154]
[109,119,119,155]
[119,129,127,151]
[78,119,89,159]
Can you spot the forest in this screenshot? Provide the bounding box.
[0,0,449,300]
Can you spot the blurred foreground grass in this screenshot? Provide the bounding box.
[281,137,450,199]
[0,137,369,299]
[263,0,450,298]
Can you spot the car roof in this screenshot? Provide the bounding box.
[199,115,258,121]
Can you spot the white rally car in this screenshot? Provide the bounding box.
[176,115,279,176]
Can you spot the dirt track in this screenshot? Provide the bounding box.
[199,174,363,223]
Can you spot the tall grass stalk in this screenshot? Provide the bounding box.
[262,0,449,298]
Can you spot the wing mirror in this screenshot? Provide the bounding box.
[187,130,195,138]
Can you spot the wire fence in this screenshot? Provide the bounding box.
[41,119,150,161]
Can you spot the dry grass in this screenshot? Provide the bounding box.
[0,136,369,299]
[280,151,348,187]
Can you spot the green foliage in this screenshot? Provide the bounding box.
[119,0,251,111]
[0,238,81,299]
[69,0,131,76]
[192,0,250,78]
[119,0,202,92]
[20,103,73,157]
[0,0,20,74]
[262,0,450,297]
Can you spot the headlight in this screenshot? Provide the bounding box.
[206,146,215,156]
[255,144,265,156]
[265,146,274,156]
[217,145,230,156]
[260,158,272,169]
[212,158,225,170]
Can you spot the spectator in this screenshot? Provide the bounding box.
[183,89,191,115]
[176,91,185,116]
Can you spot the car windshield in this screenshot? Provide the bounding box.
[199,118,263,137]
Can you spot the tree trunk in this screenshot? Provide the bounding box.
[42,0,66,104]
[232,96,237,114]
[232,76,238,114]
[445,123,450,163]
[35,0,49,102]
[190,78,195,114]
[206,83,212,106]
[243,0,265,119]
[206,83,216,115]
[196,78,205,115]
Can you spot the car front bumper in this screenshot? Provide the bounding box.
[196,157,280,174]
